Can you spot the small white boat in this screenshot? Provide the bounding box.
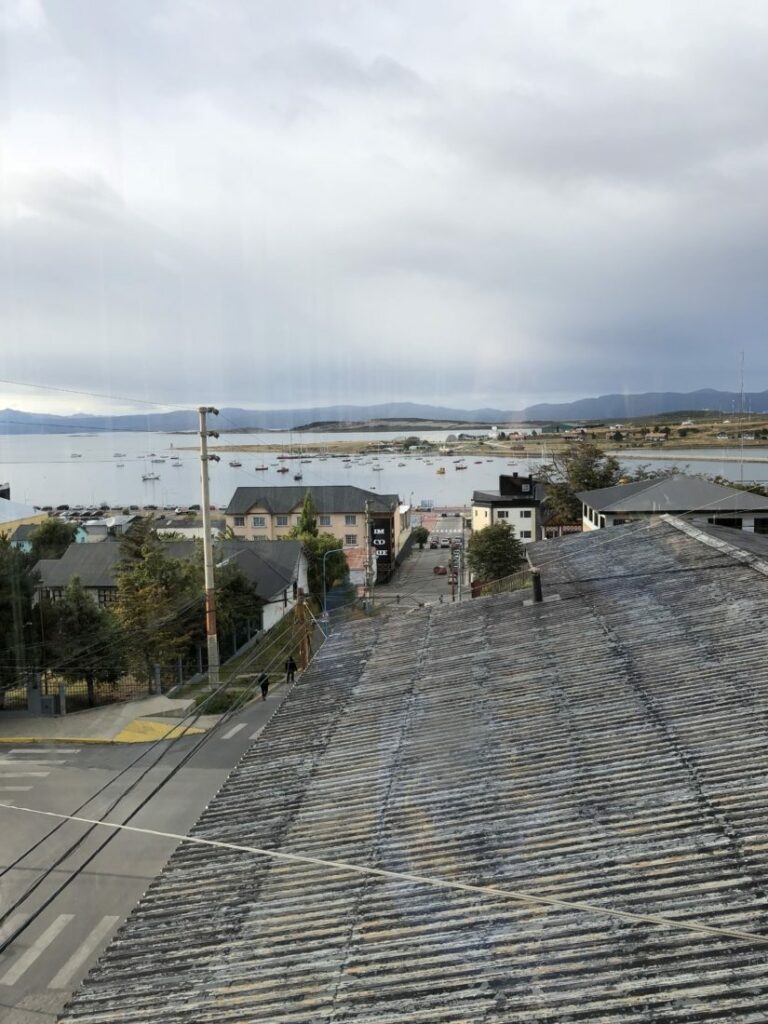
[70,453,82,458]
[229,460,242,468]
[172,462,182,468]
[254,465,269,471]
[294,472,303,481]
[142,472,160,482]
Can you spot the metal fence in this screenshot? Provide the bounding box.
[471,566,533,599]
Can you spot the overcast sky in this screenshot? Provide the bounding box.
[1,0,767,415]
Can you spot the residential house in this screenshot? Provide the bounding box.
[34,540,124,607]
[60,515,768,1023]
[577,474,768,532]
[225,485,410,582]
[33,538,307,630]
[8,522,39,553]
[471,472,547,542]
[74,515,138,543]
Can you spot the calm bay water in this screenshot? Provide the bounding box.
[1,431,767,509]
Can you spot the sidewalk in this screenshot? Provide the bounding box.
[0,695,215,745]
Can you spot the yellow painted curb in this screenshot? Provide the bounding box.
[112,719,206,743]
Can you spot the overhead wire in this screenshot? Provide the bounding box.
[1,799,766,947]
[0,621,309,951]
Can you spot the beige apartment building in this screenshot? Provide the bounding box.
[225,485,411,581]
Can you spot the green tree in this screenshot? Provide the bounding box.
[294,491,318,538]
[304,534,347,602]
[540,442,622,524]
[0,536,37,702]
[43,578,125,707]
[287,492,347,601]
[29,519,78,561]
[213,558,263,655]
[412,526,430,549]
[466,522,525,583]
[115,528,201,684]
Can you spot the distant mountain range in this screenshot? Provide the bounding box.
[1,389,766,434]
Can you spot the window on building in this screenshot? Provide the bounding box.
[319,515,331,526]
[276,515,288,527]
[252,515,266,528]
[233,516,245,527]
[97,588,116,607]
[345,514,357,526]
[345,534,357,545]
[46,587,63,602]
[520,530,532,539]
[496,510,509,519]
[522,483,530,492]
[520,510,532,518]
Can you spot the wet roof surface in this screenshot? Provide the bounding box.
[60,517,768,1023]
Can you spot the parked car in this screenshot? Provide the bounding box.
[433,565,448,575]
[440,538,451,548]
[429,539,439,549]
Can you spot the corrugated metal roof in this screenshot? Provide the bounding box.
[59,517,768,1023]
[576,475,768,513]
[225,485,400,516]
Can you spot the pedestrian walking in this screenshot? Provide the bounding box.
[285,655,297,684]
[258,670,269,701]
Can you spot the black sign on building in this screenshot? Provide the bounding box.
[369,515,394,582]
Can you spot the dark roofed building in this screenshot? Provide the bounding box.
[225,484,411,581]
[577,474,768,533]
[34,539,124,606]
[471,472,547,542]
[33,538,308,624]
[59,514,768,1023]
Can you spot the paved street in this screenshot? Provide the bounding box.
[0,685,292,1024]
[379,514,468,610]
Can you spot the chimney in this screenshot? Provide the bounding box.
[531,569,543,603]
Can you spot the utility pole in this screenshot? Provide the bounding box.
[199,406,220,689]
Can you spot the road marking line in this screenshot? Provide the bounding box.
[0,786,32,792]
[47,915,120,990]
[0,914,74,986]
[0,772,49,778]
[8,748,80,754]
[222,723,247,740]
[249,728,264,741]
[0,759,67,766]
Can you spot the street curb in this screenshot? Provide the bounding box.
[0,720,208,746]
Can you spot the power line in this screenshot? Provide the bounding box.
[2,799,765,947]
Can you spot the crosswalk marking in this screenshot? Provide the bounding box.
[0,772,50,778]
[8,748,80,754]
[48,916,120,990]
[222,723,247,740]
[249,728,264,741]
[0,759,66,766]
[0,914,74,986]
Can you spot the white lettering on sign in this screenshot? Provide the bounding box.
[373,527,385,534]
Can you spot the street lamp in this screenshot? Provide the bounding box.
[322,546,355,617]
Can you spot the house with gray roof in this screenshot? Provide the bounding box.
[225,484,411,582]
[33,538,308,628]
[577,474,768,533]
[59,514,768,1023]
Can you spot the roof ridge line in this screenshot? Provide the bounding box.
[662,514,768,578]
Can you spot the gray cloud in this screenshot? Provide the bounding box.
[1,0,768,414]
